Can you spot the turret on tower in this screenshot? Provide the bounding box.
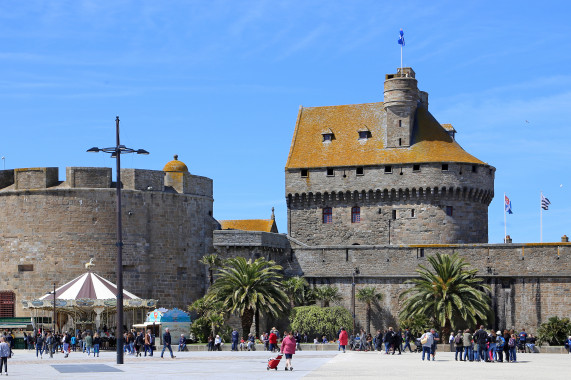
[383,67,421,148]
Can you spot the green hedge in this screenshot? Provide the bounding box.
[289,306,352,340]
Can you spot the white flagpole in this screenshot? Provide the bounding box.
[400,44,403,75]
[540,191,543,243]
[504,192,507,242]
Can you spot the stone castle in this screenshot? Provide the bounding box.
[1,67,569,333]
[0,157,215,319]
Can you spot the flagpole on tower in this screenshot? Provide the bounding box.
[504,192,507,242]
[540,191,543,243]
[398,29,405,75]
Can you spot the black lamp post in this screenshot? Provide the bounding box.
[351,267,359,336]
[87,116,149,364]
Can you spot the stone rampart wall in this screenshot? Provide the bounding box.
[283,244,571,333]
[0,184,215,317]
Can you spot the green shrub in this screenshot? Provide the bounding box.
[289,306,352,341]
[537,316,571,346]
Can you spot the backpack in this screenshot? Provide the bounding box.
[497,336,505,348]
[454,335,462,345]
[508,338,515,347]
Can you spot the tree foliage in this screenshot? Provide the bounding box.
[399,314,431,338]
[356,286,383,333]
[536,316,571,346]
[283,276,309,308]
[313,285,342,307]
[399,253,491,332]
[208,257,288,337]
[188,296,226,342]
[290,306,353,341]
[200,254,223,285]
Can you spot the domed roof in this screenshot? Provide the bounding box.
[163,155,188,172]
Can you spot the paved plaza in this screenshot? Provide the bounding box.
[3,349,569,379]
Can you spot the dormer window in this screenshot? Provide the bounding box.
[321,128,335,143]
[358,126,371,140]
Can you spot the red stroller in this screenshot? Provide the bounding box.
[267,354,283,370]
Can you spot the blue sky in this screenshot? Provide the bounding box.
[1,0,569,243]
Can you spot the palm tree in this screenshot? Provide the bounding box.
[200,253,223,285]
[188,295,225,337]
[399,252,491,335]
[283,276,309,309]
[209,257,288,337]
[356,286,383,333]
[314,285,342,307]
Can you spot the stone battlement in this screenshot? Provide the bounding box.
[0,167,213,197]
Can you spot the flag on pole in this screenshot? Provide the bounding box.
[541,194,551,210]
[398,29,405,46]
[504,195,513,214]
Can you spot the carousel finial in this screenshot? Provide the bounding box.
[85,258,95,271]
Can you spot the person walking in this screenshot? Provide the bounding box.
[462,329,473,361]
[420,330,433,362]
[487,330,497,362]
[63,332,71,358]
[403,328,413,353]
[496,331,505,362]
[85,333,93,356]
[280,331,296,371]
[93,333,101,358]
[161,328,175,358]
[35,333,44,359]
[473,326,488,362]
[269,330,278,352]
[231,328,239,352]
[508,334,517,362]
[430,329,439,361]
[0,337,10,376]
[45,332,55,359]
[144,330,152,357]
[454,330,464,361]
[338,327,348,353]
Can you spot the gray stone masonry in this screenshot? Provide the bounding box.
[0,166,215,317]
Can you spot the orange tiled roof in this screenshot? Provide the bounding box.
[285,102,486,169]
[219,219,277,233]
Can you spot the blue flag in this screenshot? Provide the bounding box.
[504,195,513,214]
[398,29,405,46]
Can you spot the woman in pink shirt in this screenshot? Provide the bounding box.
[280,331,296,371]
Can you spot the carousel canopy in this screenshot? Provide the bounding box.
[39,272,139,301]
[22,270,157,311]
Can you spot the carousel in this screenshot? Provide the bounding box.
[22,263,157,333]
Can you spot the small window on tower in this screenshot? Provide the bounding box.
[399,120,402,127]
[326,168,334,177]
[323,133,333,142]
[446,206,453,216]
[301,169,308,178]
[356,167,364,176]
[399,138,402,146]
[392,210,397,220]
[358,131,371,139]
[351,206,361,223]
[442,164,449,171]
[384,166,392,174]
[413,164,420,172]
[411,209,415,218]
[472,165,477,173]
[323,207,332,224]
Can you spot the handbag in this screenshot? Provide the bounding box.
[420,336,428,345]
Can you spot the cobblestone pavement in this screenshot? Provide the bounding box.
[4,349,569,379]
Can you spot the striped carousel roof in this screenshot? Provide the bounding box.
[39,272,140,301]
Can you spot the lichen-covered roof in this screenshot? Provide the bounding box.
[285,102,485,169]
[441,123,456,132]
[163,155,188,172]
[219,219,278,233]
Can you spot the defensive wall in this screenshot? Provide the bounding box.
[214,230,571,333]
[0,166,216,318]
[286,162,494,245]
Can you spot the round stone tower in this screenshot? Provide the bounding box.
[383,67,419,148]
